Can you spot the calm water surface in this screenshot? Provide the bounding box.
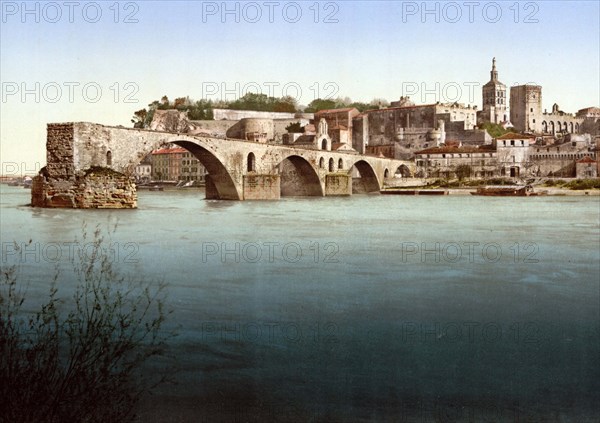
[1,185,599,422]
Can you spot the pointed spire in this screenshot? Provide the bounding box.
[491,57,498,81]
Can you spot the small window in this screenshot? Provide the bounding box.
[106,151,112,166]
[247,153,256,172]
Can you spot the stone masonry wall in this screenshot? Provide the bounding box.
[32,168,136,208]
[45,123,75,180]
[31,123,137,208]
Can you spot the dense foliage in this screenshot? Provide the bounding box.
[132,94,390,127]
[478,122,511,138]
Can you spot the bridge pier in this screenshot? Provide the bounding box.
[243,174,280,200]
[205,175,219,200]
[325,173,352,196]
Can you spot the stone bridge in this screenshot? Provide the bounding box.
[32,122,413,208]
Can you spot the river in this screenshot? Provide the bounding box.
[1,185,599,422]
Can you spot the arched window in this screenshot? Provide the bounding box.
[247,152,255,172]
[338,158,343,170]
[321,139,328,150]
[106,151,112,166]
[328,158,334,172]
[319,157,325,169]
[384,169,390,178]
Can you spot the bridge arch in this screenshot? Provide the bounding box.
[278,154,324,197]
[395,164,412,177]
[168,140,241,200]
[350,159,381,193]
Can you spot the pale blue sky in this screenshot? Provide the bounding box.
[1,0,599,170]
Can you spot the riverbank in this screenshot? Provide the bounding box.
[382,187,600,196]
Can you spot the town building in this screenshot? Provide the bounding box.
[282,118,358,155]
[575,156,598,178]
[510,85,584,135]
[151,146,206,182]
[414,144,497,179]
[414,132,597,179]
[352,102,480,159]
[494,133,536,177]
[180,151,207,183]
[314,108,360,145]
[134,155,152,183]
[528,134,598,177]
[577,107,600,119]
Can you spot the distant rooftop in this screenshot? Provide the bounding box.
[496,132,536,140]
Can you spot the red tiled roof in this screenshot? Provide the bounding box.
[362,104,438,114]
[577,156,596,163]
[415,145,495,155]
[294,135,315,144]
[315,107,358,115]
[151,147,188,155]
[495,132,536,140]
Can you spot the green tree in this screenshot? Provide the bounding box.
[273,95,298,113]
[187,99,214,120]
[304,98,337,113]
[479,122,510,138]
[285,122,304,133]
[131,108,148,128]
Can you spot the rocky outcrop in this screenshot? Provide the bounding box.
[150,109,190,133]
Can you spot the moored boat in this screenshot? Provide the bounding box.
[381,190,449,195]
[471,185,546,196]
